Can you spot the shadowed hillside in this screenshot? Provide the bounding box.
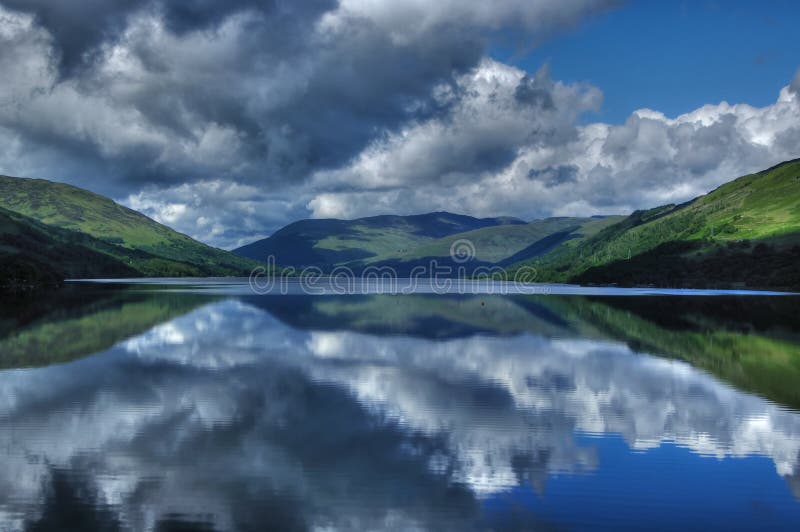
[234,211,622,275]
[0,175,261,279]
[508,159,800,289]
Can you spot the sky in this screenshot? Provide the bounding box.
[0,0,798,249]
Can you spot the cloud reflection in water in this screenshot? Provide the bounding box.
[0,297,799,530]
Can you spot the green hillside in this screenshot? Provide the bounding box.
[370,216,621,264]
[0,175,261,278]
[0,206,140,288]
[234,211,527,268]
[234,210,623,273]
[0,205,245,285]
[510,159,800,289]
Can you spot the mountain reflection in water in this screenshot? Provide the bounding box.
[1,285,800,530]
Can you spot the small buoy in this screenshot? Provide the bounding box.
[480,301,485,306]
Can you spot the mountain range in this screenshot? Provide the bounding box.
[1,158,799,290]
[232,158,800,289]
[233,212,623,274]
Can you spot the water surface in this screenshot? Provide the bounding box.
[1,280,800,530]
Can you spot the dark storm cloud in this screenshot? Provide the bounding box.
[0,0,335,75]
[0,0,500,197]
[514,70,555,109]
[527,165,578,187]
[0,0,142,75]
[0,0,341,186]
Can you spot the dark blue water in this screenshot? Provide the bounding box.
[1,281,799,530]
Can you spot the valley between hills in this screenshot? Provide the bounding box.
[2,158,800,291]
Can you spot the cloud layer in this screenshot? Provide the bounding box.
[306,62,800,223]
[0,1,797,248]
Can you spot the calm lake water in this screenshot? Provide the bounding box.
[1,280,800,531]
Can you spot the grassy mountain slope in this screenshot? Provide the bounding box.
[0,207,141,287]
[234,211,526,267]
[359,216,625,275]
[0,205,238,283]
[0,175,260,277]
[372,216,618,264]
[233,210,626,273]
[510,159,800,288]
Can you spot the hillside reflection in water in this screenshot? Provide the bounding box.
[1,286,800,530]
